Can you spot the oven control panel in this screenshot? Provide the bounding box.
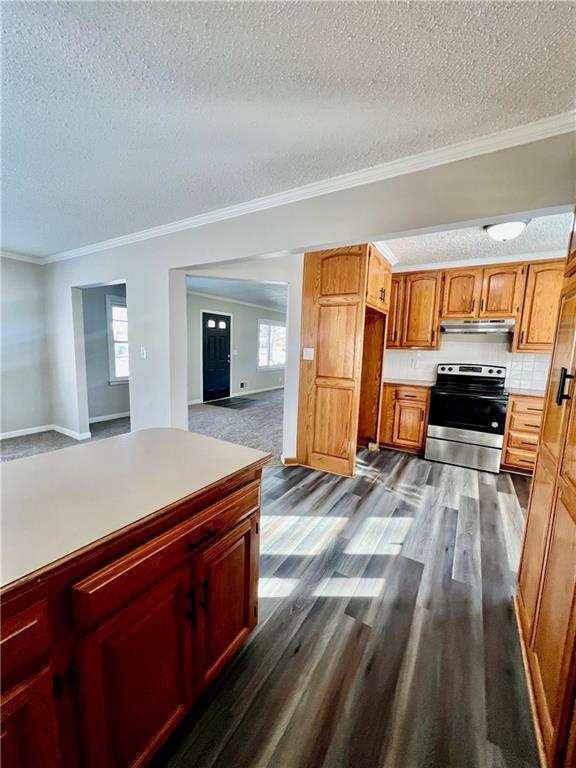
[436,364,506,379]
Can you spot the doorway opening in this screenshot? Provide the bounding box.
[186,275,288,461]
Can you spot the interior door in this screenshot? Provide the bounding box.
[195,516,258,693]
[202,312,231,402]
[297,246,368,476]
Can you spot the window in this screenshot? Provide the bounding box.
[106,295,129,383]
[258,320,286,369]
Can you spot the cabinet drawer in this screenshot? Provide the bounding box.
[509,411,542,433]
[507,430,539,452]
[73,481,260,631]
[395,385,429,403]
[510,396,544,414]
[1,600,51,686]
[503,448,536,471]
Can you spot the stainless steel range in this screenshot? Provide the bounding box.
[424,364,508,473]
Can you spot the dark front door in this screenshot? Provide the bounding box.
[202,313,231,402]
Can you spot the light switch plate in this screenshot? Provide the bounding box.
[303,347,314,361]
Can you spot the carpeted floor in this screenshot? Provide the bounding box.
[0,389,284,463]
[188,389,284,462]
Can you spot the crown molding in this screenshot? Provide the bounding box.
[392,249,566,273]
[1,250,44,264]
[27,109,575,265]
[187,290,286,314]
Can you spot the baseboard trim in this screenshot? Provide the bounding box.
[1,424,55,440]
[281,456,300,466]
[188,399,202,406]
[0,424,92,441]
[89,411,130,424]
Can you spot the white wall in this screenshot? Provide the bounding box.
[1,257,51,435]
[187,293,285,402]
[82,284,130,420]
[31,134,574,455]
[384,335,551,392]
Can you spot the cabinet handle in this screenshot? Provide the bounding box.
[381,288,386,303]
[184,528,221,553]
[185,589,196,625]
[481,298,485,311]
[199,579,209,615]
[520,330,525,344]
[472,298,476,311]
[431,329,436,343]
[555,367,574,406]
[392,330,397,342]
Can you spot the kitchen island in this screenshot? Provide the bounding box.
[1,429,270,768]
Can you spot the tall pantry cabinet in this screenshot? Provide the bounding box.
[516,212,576,768]
[297,244,391,476]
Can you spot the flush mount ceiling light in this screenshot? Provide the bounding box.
[484,220,530,242]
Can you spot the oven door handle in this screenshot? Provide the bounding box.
[432,389,508,401]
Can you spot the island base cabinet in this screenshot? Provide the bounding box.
[1,664,62,768]
[76,566,194,768]
[195,516,259,693]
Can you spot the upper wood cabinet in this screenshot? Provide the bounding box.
[386,274,404,347]
[514,261,565,352]
[401,271,441,348]
[366,245,391,312]
[479,264,525,317]
[441,268,483,318]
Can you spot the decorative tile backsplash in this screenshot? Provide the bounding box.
[384,335,550,392]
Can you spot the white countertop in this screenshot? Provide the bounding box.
[383,377,434,387]
[1,429,269,589]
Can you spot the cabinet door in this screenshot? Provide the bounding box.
[366,247,387,310]
[386,275,404,348]
[1,665,62,768]
[76,566,194,768]
[479,265,524,317]
[441,268,482,318]
[530,484,576,761]
[392,399,426,449]
[515,261,564,352]
[401,272,441,348]
[297,246,368,476]
[540,285,576,466]
[518,451,556,636]
[195,516,258,692]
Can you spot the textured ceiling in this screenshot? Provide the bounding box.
[186,276,287,313]
[3,1,575,257]
[384,213,573,267]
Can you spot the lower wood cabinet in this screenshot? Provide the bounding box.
[77,565,195,768]
[195,516,258,692]
[501,394,544,474]
[0,471,263,768]
[1,664,62,768]
[379,384,430,454]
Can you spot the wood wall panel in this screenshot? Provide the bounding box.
[316,305,358,380]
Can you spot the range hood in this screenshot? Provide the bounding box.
[441,319,515,335]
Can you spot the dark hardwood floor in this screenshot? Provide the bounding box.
[154,449,538,768]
